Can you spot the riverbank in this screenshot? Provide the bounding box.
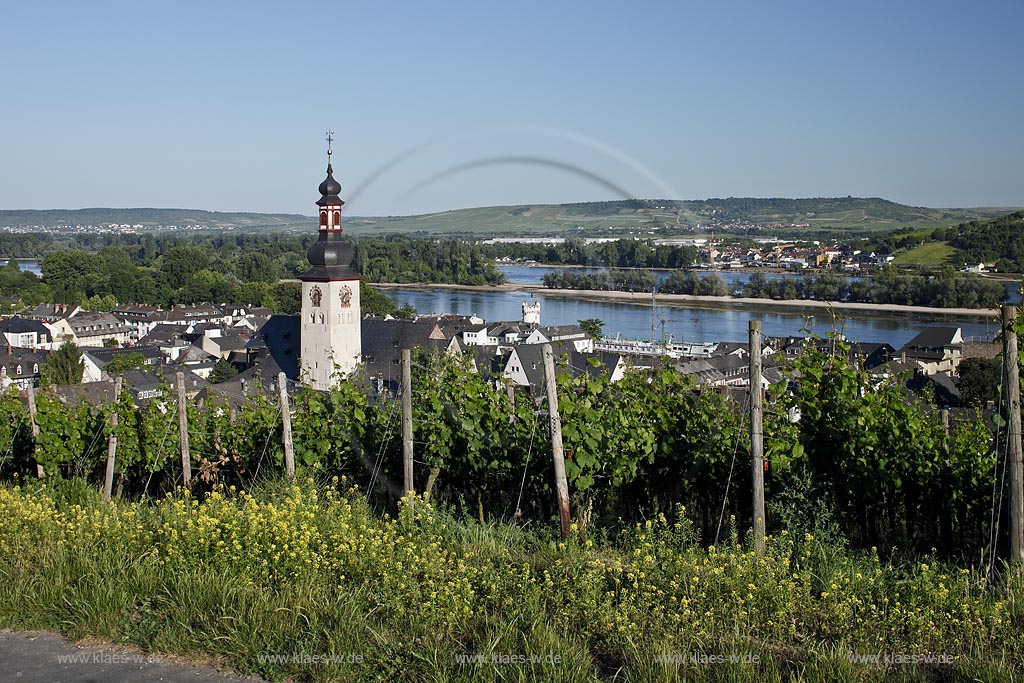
[536,288,1001,318]
[371,282,1000,319]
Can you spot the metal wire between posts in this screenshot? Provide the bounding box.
[714,390,749,547]
[986,352,1006,582]
[511,409,539,522]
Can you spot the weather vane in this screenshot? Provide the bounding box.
[325,130,334,159]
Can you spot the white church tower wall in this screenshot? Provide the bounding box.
[298,133,362,390]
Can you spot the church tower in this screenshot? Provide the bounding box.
[299,133,361,389]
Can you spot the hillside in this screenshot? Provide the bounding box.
[0,199,1017,238]
[346,197,1016,238]
[0,208,310,231]
[947,210,1024,272]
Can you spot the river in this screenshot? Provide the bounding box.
[7,258,1010,347]
[5,259,41,275]
[381,265,1010,348]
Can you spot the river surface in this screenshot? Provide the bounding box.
[5,259,41,275]
[387,286,1002,349]
[382,264,1014,347]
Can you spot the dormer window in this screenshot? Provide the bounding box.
[32,364,38,373]
[16,365,22,374]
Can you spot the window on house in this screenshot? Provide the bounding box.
[16,365,21,374]
[33,364,38,373]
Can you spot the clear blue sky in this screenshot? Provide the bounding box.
[2,0,1022,216]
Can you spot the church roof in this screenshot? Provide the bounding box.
[301,232,357,280]
[316,163,344,207]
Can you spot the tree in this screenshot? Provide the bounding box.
[180,269,233,303]
[578,318,604,338]
[208,358,239,384]
[160,246,212,285]
[104,352,147,373]
[234,252,278,284]
[102,337,119,348]
[957,357,1001,408]
[82,294,118,312]
[40,339,84,386]
[361,284,400,317]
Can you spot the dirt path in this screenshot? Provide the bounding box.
[0,629,264,683]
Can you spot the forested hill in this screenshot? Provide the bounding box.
[0,199,1016,238]
[0,208,310,230]
[939,211,1024,272]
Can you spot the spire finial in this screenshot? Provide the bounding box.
[325,130,334,160]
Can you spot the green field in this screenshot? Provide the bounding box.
[891,241,956,265]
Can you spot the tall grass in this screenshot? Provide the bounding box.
[0,478,1019,682]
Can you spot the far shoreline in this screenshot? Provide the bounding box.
[370,282,1000,320]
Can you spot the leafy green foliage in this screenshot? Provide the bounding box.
[948,210,1024,272]
[104,352,147,373]
[957,357,1001,407]
[360,284,402,317]
[577,318,603,338]
[485,236,697,268]
[39,340,84,386]
[352,236,505,285]
[778,340,996,555]
[544,263,1006,308]
[542,268,657,292]
[207,359,238,384]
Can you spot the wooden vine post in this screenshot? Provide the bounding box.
[749,320,766,557]
[542,344,571,539]
[401,349,414,496]
[1003,304,1022,565]
[103,376,122,502]
[506,379,516,425]
[26,384,43,478]
[278,372,294,478]
[176,371,192,490]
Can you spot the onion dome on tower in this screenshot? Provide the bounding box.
[302,132,356,280]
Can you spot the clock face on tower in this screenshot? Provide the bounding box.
[309,286,322,307]
[340,285,352,307]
